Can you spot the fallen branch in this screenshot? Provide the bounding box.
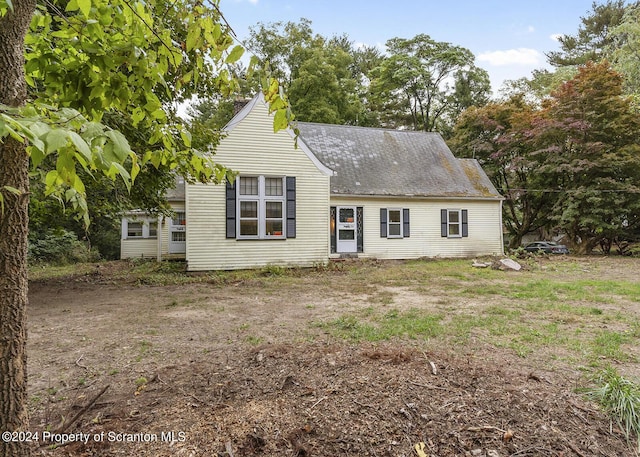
[564,439,587,457]
[75,355,89,370]
[466,425,507,434]
[408,380,448,391]
[309,396,328,409]
[54,384,110,434]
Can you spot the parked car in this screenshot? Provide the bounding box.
[524,241,570,254]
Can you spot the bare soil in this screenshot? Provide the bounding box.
[27,257,640,457]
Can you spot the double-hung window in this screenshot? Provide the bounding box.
[387,209,403,238]
[237,176,286,239]
[380,208,410,238]
[441,209,468,238]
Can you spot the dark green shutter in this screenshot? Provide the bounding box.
[403,208,410,237]
[286,177,296,238]
[440,209,448,237]
[357,207,364,253]
[380,208,387,238]
[462,209,468,237]
[330,207,336,253]
[226,181,236,238]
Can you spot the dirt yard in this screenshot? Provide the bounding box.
[27,256,640,456]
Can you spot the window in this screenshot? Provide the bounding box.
[237,176,286,239]
[127,222,143,238]
[123,219,158,239]
[380,208,410,238]
[441,209,468,238]
[172,212,186,226]
[388,209,402,238]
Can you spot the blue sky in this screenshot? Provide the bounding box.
[219,0,600,94]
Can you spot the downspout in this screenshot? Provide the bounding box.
[499,199,505,256]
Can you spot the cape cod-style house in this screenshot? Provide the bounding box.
[120,93,504,270]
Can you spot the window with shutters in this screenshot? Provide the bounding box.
[380,208,410,238]
[237,176,286,239]
[441,209,468,238]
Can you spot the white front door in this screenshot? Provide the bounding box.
[169,211,186,254]
[336,206,357,253]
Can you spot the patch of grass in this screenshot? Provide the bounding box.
[591,330,633,362]
[28,262,99,280]
[319,309,443,342]
[245,335,264,345]
[584,367,640,451]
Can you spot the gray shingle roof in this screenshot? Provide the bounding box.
[296,123,501,199]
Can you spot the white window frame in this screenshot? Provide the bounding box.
[387,208,403,238]
[237,175,286,240]
[122,218,158,239]
[446,209,463,238]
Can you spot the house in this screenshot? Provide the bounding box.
[120,93,504,269]
[120,178,186,260]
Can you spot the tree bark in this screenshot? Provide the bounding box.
[0,3,37,457]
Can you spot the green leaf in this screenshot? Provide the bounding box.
[273,109,288,132]
[77,0,91,18]
[2,185,21,195]
[186,26,199,52]
[104,130,132,161]
[44,129,69,154]
[225,45,244,64]
[180,129,192,147]
[68,131,92,162]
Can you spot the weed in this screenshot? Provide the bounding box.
[139,340,152,353]
[584,367,640,451]
[245,335,264,345]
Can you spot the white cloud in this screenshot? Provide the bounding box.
[527,25,535,33]
[477,48,544,67]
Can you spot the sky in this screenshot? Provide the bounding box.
[218,0,600,94]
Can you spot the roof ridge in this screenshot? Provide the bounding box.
[297,122,441,136]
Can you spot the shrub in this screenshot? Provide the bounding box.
[28,229,100,264]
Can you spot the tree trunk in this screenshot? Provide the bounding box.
[0,3,36,457]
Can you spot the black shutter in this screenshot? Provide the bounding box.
[226,180,236,238]
[441,209,448,237]
[330,207,336,253]
[462,209,468,237]
[380,208,387,238]
[286,177,296,238]
[357,207,364,253]
[403,208,410,238]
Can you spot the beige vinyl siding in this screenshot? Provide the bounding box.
[331,196,503,259]
[186,99,331,271]
[120,238,158,259]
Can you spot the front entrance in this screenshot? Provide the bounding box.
[169,211,186,254]
[336,206,357,253]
